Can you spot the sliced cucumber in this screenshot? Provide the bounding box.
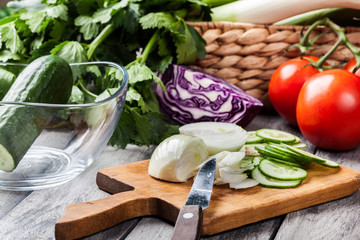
[256,129,296,144]
[259,159,307,180]
[318,159,340,168]
[255,146,298,162]
[290,142,307,149]
[240,155,254,168]
[280,144,328,164]
[265,144,301,159]
[252,156,262,165]
[246,131,263,144]
[264,156,305,169]
[291,135,301,145]
[251,166,302,188]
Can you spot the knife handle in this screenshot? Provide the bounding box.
[171,205,203,240]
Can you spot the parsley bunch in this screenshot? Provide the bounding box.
[0,0,211,148]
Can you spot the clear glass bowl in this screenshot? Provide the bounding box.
[0,61,128,191]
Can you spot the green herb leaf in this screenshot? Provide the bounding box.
[68,85,85,104]
[51,41,88,63]
[92,0,130,24]
[139,12,177,30]
[19,11,46,33]
[0,23,24,53]
[46,4,68,21]
[74,15,100,40]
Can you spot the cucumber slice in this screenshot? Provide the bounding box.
[252,156,262,165]
[251,166,302,188]
[264,156,305,169]
[246,131,263,144]
[280,144,329,165]
[259,159,307,180]
[292,135,301,144]
[256,129,296,143]
[290,142,307,149]
[265,144,301,159]
[255,146,299,162]
[240,155,254,168]
[318,159,340,168]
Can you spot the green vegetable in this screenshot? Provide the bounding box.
[275,8,360,26]
[256,129,296,144]
[0,0,211,149]
[258,159,307,181]
[0,67,16,99]
[251,166,302,188]
[246,128,339,188]
[210,0,360,24]
[0,55,73,171]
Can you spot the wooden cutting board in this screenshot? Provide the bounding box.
[55,160,360,240]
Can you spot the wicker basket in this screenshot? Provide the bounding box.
[188,21,360,107]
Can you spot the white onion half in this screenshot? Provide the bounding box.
[148,134,209,182]
[179,122,248,155]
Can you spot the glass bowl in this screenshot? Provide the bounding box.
[0,61,128,191]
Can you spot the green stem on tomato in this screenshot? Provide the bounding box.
[326,19,360,71]
[299,18,360,71]
[315,38,343,69]
[299,18,327,48]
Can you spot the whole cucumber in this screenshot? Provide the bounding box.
[0,55,73,172]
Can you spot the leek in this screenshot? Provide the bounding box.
[275,8,345,25]
[201,0,237,7]
[210,0,360,24]
[275,8,360,26]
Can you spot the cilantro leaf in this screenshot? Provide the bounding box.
[170,19,198,64]
[74,15,99,40]
[0,50,21,62]
[46,4,68,21]
[139,12,177,30]
[51,41,88,63]
[0,21,25,53]
[92,0,130,24]
[126,61,160,86]
[126,86,146,110]
[123,2,140,34]
[19,11,46,33]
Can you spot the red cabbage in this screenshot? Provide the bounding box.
[155,64,263,127]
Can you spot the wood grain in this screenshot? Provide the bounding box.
[55,159,360,239]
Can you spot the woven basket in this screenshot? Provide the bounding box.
[188,21,360,107]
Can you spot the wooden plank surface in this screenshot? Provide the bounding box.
[55,158,360,239]
[1,113,360,240]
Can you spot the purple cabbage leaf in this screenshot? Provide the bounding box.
[155,64,263,127]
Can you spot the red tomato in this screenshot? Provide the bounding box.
[269,56,321,126]
[344,57,360,77]
[296,69,360,150]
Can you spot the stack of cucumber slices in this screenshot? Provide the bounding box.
[244,129,339,188]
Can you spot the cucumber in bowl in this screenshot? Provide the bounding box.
[0,55,73,172]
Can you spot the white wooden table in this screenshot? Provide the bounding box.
[1,113,360,240]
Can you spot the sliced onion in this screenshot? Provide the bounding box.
[179,122,248,155]
[148,134,209,182]
[229,179,259,189]
[219,168,248,183]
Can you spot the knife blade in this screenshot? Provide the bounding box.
[171,158,216,240]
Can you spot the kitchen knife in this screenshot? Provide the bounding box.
[171,158,216,240]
